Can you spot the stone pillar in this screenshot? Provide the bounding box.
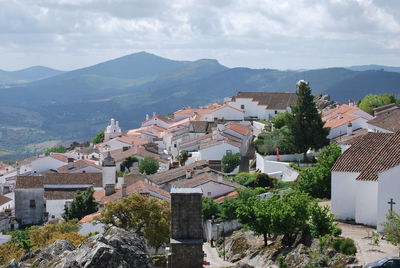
[169,188,203,268]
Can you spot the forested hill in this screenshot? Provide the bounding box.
[0,52,399,159]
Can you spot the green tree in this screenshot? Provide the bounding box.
[382,211,400,255]
[254,126,296,155]
[176,150,189,166]
[254,173,275,189]
[62,188,97,221]
[222,152,241,173]
[358,93,398,115]
[202,197,222,219]
[309,203,338,238]
[269,191,312,246]
[288,81,330,162]
[138,157,159,175]
[220,197,240,220]
[271,111,293,129]
[100,194,170,253]
[92,130,105,144]
[45,145,67,156]
[120,156,139,172]
[296,143,341,198]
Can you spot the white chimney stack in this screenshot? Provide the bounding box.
[153,112,156,117]
[347,122,353,136]
[146,114,149,121]
[186,169,193,179]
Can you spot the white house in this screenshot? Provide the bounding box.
[142,114,175,129]
[173,104,244,122]
[322,104,374,139]
[226,92,297,120]
[367,109,400,133]
[57,159,102,174]
[97,135,149,153]
[171,169,244,198]
[104,118,122,141]
[31,154,70,173]
[331,131,400,231]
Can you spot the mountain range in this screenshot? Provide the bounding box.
[0,52,399,159]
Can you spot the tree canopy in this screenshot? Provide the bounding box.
[120,156,139,172]
[176,150,189,166]
[222,152,241,173]
[296,143,341,198]
[288,81,330,161]
[100,194,170,253]
[92,130,105,144]
[62,187,98,221]
[45,145,67,156]
[358,93,399,115]
[254,126,296,155]
[138,157,159,175]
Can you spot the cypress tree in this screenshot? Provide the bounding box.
[288,81,330,162]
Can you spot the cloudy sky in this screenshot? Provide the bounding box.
[1,0,399,71]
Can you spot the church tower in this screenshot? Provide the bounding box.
[104,118,122,141]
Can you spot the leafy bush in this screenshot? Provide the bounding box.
[45,145,67,156]
[254,126,296,155]
[222,153,241,173]
[296,143,341,199]
[139,157,159,175]
[332,238,357,255]
[271,111,293,129]
[309,204,338,238]
[202,197,222,219]
[92,130,105,144]
[232,173,257,187]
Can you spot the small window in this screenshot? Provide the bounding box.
[29,200,36,208]
[174,144,177,148]
[207,192,212,196]
[226,150,232,154]
[274,110,278,114]
[241,105,245,109]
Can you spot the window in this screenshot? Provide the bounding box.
[241,105,245,109]
[274,110,278,114]
[29,200,36,208]
[226,150,232,154]
[174,144,177,148]
[207,192,212,196]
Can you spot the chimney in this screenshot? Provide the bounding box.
[347,122,353,136]
[217,174,223,183]
[186,169,193,179]
[348,99,355,107]
[121,184,127,198]
[67,158,74,169]
[105,184,115,196]
[16,162,20,176]
[146,114,149,121]
[153,112,156,117]
[122,146,129,152]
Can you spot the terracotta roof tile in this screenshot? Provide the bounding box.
[367,109,400,132]
[322,104,373,129]
[171,171,244,189]
[57,159,101,173]
[16,173,102,189]
[50,154,69,163]
[332,131,400,181]
[0,194,12,206]
[231,92,297,110]
[227,124,250,136]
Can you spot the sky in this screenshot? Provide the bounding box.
[1,0,400,71]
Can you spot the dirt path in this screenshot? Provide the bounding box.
[339,222,398,265]
[203,242,234,268]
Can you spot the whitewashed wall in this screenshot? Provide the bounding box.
[355,180,378,227]
[31,157,66,173]
[46,199,71,219]
[203,107,244,121]
[282,166,299,182]
[199,142,240,161]
[203,219,242,242]
[196,181,236,199]
[331,171,359,221]
[377,165,400,232]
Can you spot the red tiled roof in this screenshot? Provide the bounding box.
[322,104,373,129]
[227,124,250,136]
[50,154,69,163]
[367,109,400,132]
[213,191,239,203]
[57,159,101,173]
[332,131,400,181]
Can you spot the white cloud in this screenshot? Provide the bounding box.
[0,0,399,70]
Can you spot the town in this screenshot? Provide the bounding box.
[0,80,399,267]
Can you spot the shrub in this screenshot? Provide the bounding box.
[332,238,357,255]
[138,157,159,175]
[222,153,241,173]
[309,204,337,238]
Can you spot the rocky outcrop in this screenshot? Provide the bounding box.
[218,230,359,268]
[3,227,153,268]
[315,94,338,111]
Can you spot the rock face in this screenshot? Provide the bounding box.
[3,227,153,268]
[315,93,338,111]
